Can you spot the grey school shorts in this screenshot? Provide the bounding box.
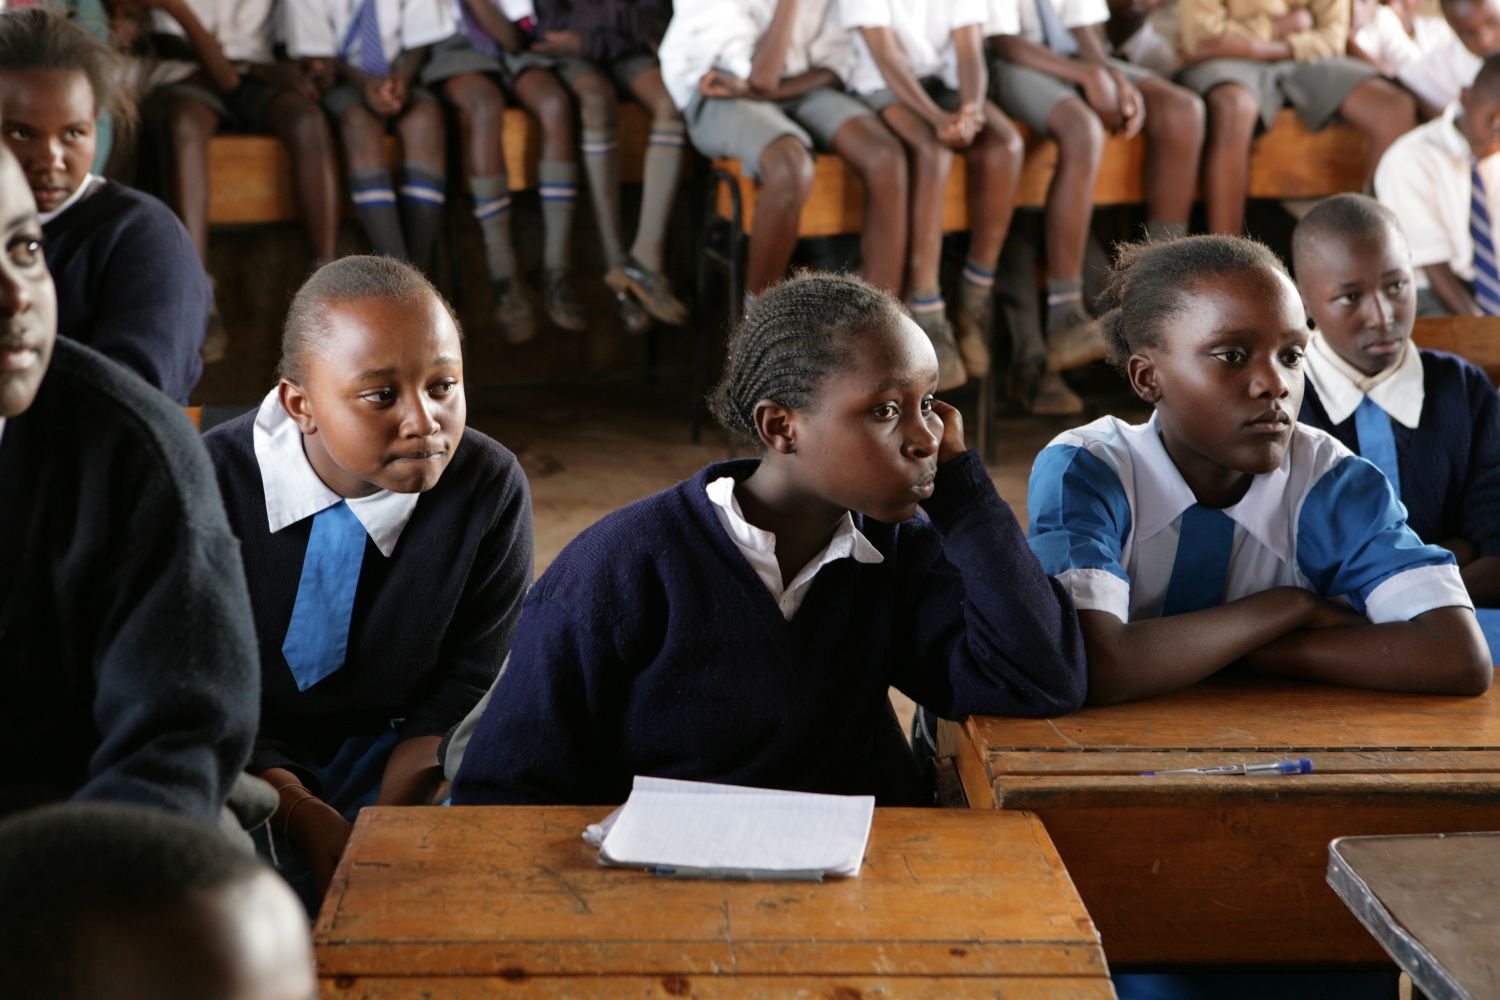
[990,57,1157,133]
[859,76,963,114]
[552,52,659,91]
[1175,56,1376,131]
[320,80,438,120]
[142,75,283,134]
[420,33,504,85]
[684,87,874,177]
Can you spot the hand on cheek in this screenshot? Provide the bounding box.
[932,399,966,466]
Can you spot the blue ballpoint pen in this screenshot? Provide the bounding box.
[1141,758,1313,777]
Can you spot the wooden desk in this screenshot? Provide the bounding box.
[943,675,1500,966]
[315,806,1114,998]
[1328,832,1500,999]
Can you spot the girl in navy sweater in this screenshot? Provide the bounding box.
[452,271,1088,806]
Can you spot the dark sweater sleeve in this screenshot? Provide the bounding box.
[890,449,1089,720]
[396,459,535,742]
[1461,367,1500,559]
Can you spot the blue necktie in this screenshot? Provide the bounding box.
[459,1,502,58]
[282,502,368,691]
[1036,0,1079,56]
[1470,163,1500,316]
[1354,395,1401,495]
[1160,505,1236,616]
[341,0,391,77]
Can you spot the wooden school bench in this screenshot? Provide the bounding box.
[314,805,1115,998]
[937,673,1500,968]
[1413,315,1500,387]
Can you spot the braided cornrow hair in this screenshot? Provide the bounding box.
[711,271,903,446]
[1098,234,1289,371]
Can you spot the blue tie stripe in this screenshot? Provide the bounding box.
[282,502,368,691]
[1354,395,1401,494]
[1160,505,1236,616]
[1471,164,1500,315]
[1036,0,1080,55]
[340,0,390,78]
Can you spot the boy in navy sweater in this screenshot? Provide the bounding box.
[452,271,1087,806]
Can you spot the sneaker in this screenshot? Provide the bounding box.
[605,256,689,326]
[952,300,992,378]
[925,317,969,391]
[540,269,587,332]
[200,299,228,364]
[493,278,538,344]
[1007,349,1048,410]
[1046,311,1108,372]
[614,288,651,335]
[1029,371,1086,416]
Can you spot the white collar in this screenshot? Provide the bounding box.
[1305,332,1425,428]
[251,388,419,557]
[1125,413,1294,565]
[38,174,99,225]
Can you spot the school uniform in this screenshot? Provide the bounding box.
[41,176,209,404]
[0,338,258,824]
[658,0,874,179]
[1354,8,1477,112]
[1176,0,1376,131]
[284,0,454,117]
[146,0,285,131]
[1026,414,1470,627]
[983,0,1157,133]
[202,391,533,810]
[1375,105,1500,308]
[451,450,1089,806]
[533,0,671,84]
[840,0,987,106]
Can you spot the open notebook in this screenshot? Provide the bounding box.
[583,776,876,881]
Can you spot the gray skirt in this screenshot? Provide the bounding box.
[1176,56,1377,131]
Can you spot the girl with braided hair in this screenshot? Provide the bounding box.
[452,270,1087,806]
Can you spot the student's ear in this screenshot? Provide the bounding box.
[752,400,797,455]
[278,378,318,435]
[1126,353,1161,405]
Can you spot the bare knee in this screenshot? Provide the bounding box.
[571,75,617,130]
[274,95,334,156]
[444,73,504,125]
[398,100,445,152]
[759,136,815,201]
[1048,99,1105,163]
[529,79,573,133]
[339,106,385,160]
[850,130,908,191]
[910,133,954,180]
[1205,84,1259,138]
[1146,83,1206,141]
[166,97,217,148]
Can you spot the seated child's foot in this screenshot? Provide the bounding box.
[1028,371,1085,416]
[540,269,587,332]
[952,300,992,378]
[916,314,969,390]
[613,288,652,335]
[200,300,228,364]
[1007,349,1048,409]
[1046,306,1108,372]
[605,257,689,326]
[493,278,538,344]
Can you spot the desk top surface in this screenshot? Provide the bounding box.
[1328,833,1500,999]
[315,806,1108,983]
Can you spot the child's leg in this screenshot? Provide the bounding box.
[747,135,816,296]
[828,115,908,295]
[264,89,341,264]
[158,91,219,261]
[394,95,447,273]
[338,102,409,260]
[568,70,626,269]
[878,102,965,388]
[1336,77,1417,188]
[441,71,535,342]
[957,102,1025,378]
[512,67,585,331]
[615,65,689,325]
[1039,95,1104,364]
[1200,81,1257,235]
[1134,76,1204,238]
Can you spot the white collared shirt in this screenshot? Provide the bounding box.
[1355,10,1478,113]
[658,0,856,111]
[1025,413,1469,625]
[986,0,1106,43]
[704,476,884,620]
[284,0,455,63]
[152,0,276,65]
[37,174,99,226]
[1375,102,1500,286]
[840,0,987,94]
[251,387,419,557]
[1305,332,1426,429]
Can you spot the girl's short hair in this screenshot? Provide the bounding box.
[280,255,463,383]
[710,271,904,445]
[1097,234,1289,370]
[0,6,134,130]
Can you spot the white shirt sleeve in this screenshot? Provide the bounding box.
[1060,0,1110,30]
[839,0,893,30]
[284,0,341,59]
[658,2,761,110]
[985,0,1021,36]
[950,0,987,30]
[400,0,456,51]
[1374,122,1465,274]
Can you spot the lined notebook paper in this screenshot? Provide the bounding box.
[583,776,875,880]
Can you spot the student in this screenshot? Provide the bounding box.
[1375,53,1500,317]
[284,0,451,273]
[657,0,908,302]
[1292,195,1500,631]
[840,0,1025,390]
[413,1,588,341]
[451,271,1088,806]
[1026,235,1491,707]
[1177,0,1417,236]
[1104,0,1177,76]
[983,0,1205,405]
[202,255,533,906]
[0,6,208,403]
[141,0,342,275]
[0,803,315,1000]
[0,142,258,823]
[1349,0,1477,119]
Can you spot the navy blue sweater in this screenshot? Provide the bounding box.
[0,339,257,823]
[203,413,534,786]
[452,450,1088,806]
[44,179,208,404]
[1299,349,1500,559]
